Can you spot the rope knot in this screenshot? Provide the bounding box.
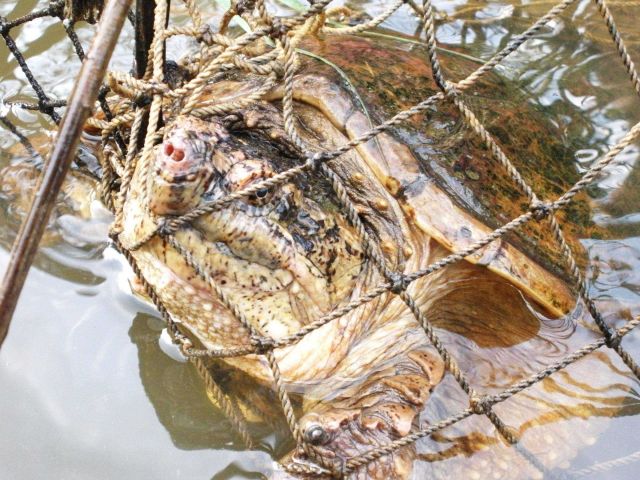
[442,79,459,97]
[234,0,258,15]
[307,152,324,172]
[470,394,491,415]
[250,334,275,354]
[133,92,152,108]
[38,99,55,116]
[269,18,288,38]
[530,199,552,221]
[389,272,409,294]
[605,331,622,350]
[197,24,215,45]
[178,337,194,356]
[157,217,177,237]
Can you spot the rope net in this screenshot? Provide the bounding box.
[2,0,640,477]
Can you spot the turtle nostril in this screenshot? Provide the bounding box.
[172,148,185,162]
[164,142,174,156]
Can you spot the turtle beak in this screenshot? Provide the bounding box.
[158,139,197,183]
[148,137,213,215]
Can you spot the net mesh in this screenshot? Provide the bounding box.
[2,0,640,477]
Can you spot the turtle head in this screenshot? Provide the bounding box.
[148,117,222,215]
[142,116,366,341]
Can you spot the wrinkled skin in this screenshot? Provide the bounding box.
[121,110,450,477]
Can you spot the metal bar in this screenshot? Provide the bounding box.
[0,0,133,348]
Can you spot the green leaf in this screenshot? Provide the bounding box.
[234,16,252,33]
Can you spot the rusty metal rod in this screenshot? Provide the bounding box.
[0,0,133,348]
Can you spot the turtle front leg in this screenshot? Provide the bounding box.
[288,349,444,479]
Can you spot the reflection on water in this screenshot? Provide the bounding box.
[420,331,640,478]
[129,313,238,450]
[1,0,640,479]
[414,255,640,478]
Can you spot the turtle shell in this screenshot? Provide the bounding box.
[279,33,609,315]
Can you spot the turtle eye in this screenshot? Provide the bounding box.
[249,186,273,206]
[303,424,330,446]
[224,160,275,205]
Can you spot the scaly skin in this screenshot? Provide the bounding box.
[118,88,580,476]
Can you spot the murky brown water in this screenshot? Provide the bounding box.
[1,1,640,478]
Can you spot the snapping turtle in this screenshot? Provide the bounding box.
[115,34,604,478]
